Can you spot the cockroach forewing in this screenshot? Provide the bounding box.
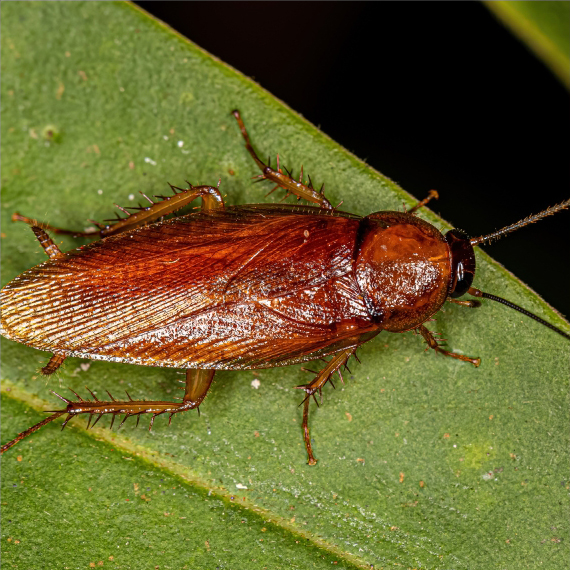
[1,204,379,370]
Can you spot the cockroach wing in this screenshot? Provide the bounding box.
[1,205,379,369]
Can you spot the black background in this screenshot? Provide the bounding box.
[136,1,569,317]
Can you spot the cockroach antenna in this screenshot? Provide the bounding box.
[467,198,570,341]
[468,287,570,341]
[469,198,570,246]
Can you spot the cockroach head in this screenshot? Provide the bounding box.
[445,199,570,341]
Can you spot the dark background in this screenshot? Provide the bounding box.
[136,2,569,317]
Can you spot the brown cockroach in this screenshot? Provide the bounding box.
[1,110,569,464]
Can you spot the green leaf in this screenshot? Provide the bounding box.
[484,0,570,89]
[2,3,568,568]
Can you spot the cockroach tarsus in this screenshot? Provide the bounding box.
[1,110,569,464]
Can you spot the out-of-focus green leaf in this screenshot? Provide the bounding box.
[2,3,569,569]
[484,0,570,89]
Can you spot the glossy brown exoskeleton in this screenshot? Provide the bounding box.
[1,111,569,463]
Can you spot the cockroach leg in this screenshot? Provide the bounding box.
[13,184,225,241]
[408,190,439,214]
[41,353,66,375]
[447,298,482,308]
[0,369,216,453]
[182,369,215,409]
[297,348,356,465]
[296,348,356,397]
[99,184,225,237]
[31,227,65,260]
[302,397,317,466]
[11,212,98,238]
[417,324,480,366]
[0,412,65,454]
[232,110,334,210]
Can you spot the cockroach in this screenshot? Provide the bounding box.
[1,110,569,464]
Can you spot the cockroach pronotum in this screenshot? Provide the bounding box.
[1,110,569,464]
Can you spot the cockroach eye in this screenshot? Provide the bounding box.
[445,229,475,298]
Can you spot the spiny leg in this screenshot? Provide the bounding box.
[105,183,224,234]
[30,227,66,259]
[232,110,333,210]
[0,354,73,452]
[302,397,316,466]
[297,348,356,465]
[12,212,99,238]
[0,369,216,454]
[181,369,216,413]
[408,190,439,214]
[417,324,480,366]
[0,412,66,454]
[60,368,215,429]
[13,183,224,241]
[41,353,67,375]
[0,344,68,454]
